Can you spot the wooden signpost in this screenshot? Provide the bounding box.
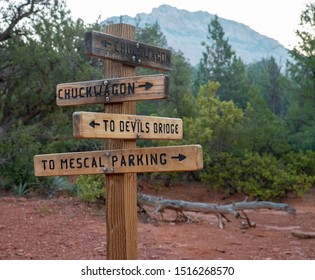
[56,74,169,106]
[34,145,202,176]
[85,31,172,71]
[34,23,203,260]
[72,112,183,140]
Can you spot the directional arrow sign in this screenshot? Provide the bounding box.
[171,154,186,161]
[138,82,153,90]
[89,120,101,128]
[34,145,203,176]
[73,112,183,140]
[85,31,172,71]
[56,74,169,106]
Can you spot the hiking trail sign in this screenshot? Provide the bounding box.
[72,112,183,140]
[34,145,203,177]
[34,23,203,260]
[85,31,172,71]
[56,74,169,106]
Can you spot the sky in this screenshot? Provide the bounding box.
[66,0,309,49]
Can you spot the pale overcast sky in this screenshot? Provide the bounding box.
[66,0,309,49]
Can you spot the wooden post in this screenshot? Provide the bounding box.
[103,24,137,260]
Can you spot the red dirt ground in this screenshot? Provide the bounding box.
[1,183,315,260]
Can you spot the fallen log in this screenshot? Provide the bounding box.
[233,199,296,215]
[137,193,296,229]
[292,230,315,239]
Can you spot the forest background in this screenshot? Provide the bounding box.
[1,0,315,201]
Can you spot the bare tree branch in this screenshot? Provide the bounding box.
[137,193,296,228]
[0,0,50,42]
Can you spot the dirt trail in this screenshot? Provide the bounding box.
[1,184,315,260]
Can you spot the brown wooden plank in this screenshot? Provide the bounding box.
[34,145,203,176]
[102,23,138,260]
[56,74,169,106]
[85,31,172,71]
[72,112,183,140]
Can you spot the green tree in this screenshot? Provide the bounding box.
[286,2,315,150]
[247,57,289,117]
[200,15,235,83]
[158,50,194,119]
[0,0,102,189]
[136,21,167,48]
[239,90,290,156]
[184,81,243,164]
[198,15,250,107]
[0,0,53,42]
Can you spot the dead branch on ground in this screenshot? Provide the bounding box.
[137,194,296,229]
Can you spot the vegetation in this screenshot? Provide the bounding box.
[76,175,105,203]
[1,0,315,201]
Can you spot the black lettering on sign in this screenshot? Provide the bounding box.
[84,158,89,168]
[61,158,68,169]
[120,156,126,167]
[59,157,106,170]
[128,83,135,94]
[111,153,168,168]
[160,153,167,165]
[103,120,115,132]
[119,120,149,133]
[86,87,92,97]
[129,154,135,166]
[42,160,47,170]
[91,157,97,168]
[153,123,179,134]
[136,154,143,165]
[94,86,101,97]
[150,154,158,165]
[42,160,55,170]
[145,122,150,133]
[59,82,135,100]
[79,87,85,98]
[77,158,83,168]
[58,89,63,99]
[119,121,124,132]
[113,40,171,66]
[69,158,75,169]
[65,89,70,99]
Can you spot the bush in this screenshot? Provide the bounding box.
[76,175,105,203]
[200,152,242,195]
[0,123,41,188]
[238,152,313,200]
[201,152,315,200]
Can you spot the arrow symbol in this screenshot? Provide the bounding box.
[89,120,101,128]
[171,154,186,161]
[138,82,153,90]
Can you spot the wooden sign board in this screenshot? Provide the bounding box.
[73,112,183,140]
[34,145,203,177]
[56,74,169,106]
[85,31,172,71]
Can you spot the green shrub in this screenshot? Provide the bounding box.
[0,123,41,187]
[76,175,105,203]
[201,152,315,200]
[12,182,30,196]
[282,150,315,177]
[200,152,242,195]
